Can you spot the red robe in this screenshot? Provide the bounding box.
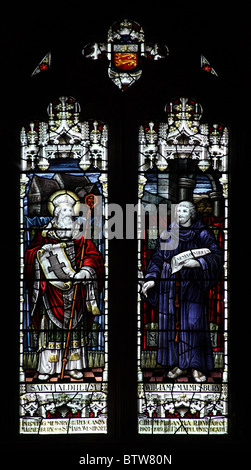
[24,231,104,330]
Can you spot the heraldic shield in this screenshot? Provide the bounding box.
[82,18,168,91]
[37,242,76,291]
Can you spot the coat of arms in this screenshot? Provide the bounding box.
[82,19,168,91]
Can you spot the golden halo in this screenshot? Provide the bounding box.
[47,190,81,216]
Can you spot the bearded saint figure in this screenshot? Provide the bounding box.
[24,190,104,380]
[142,201,223,383]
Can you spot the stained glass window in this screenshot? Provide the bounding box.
[82,18,168,91]
[19,96,109,434]
[3,2,247,464]
[31,52,51,76]
[201,54,218,77]
[137,97,229,434]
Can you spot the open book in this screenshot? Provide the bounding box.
[171,248,211,274]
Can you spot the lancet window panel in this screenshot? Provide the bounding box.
[137,97,229,435]
[19,96,109,435]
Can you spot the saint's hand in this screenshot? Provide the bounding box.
[41,242,55,252]
[142,280,155,297]
[74,267,91,283]
[183,259,201,269]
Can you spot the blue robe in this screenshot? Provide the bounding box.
[144,218,223,373]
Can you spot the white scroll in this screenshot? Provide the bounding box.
[171,248,211,274]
